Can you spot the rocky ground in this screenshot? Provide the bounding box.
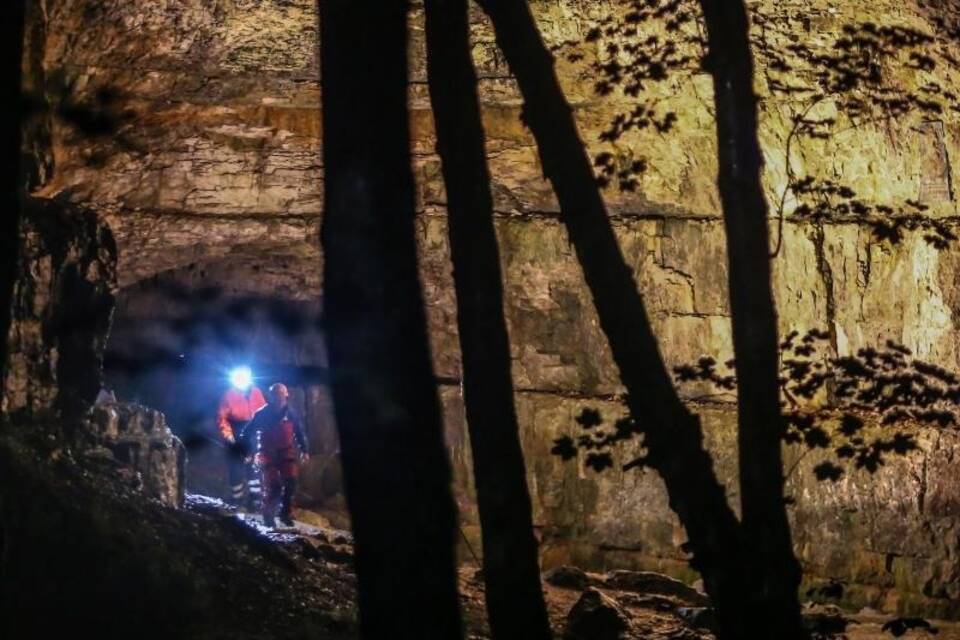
[0,426,956,640]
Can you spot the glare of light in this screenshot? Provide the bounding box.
[229,366,253,391]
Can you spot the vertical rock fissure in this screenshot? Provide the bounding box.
[813,221,839,373]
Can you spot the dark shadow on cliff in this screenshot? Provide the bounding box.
[474,1,753,636]
[424,0,552,637]
[552,3,960,252]
[0,0,25,398]
[672,330,960,481]
[319,0,463,637]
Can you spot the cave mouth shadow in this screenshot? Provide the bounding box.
[102,258,345,517]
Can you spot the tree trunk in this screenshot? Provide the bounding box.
[474,1,750,636]
[423,1,552,638]
[698,1,806,637]
[318,1,463,637]
[0,0,25,390]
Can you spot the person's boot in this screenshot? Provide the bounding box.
[263,514,276,529]
[246,465,262,513]
[279,479,296,527]
[228,482,246,511]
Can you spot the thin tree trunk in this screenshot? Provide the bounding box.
[319,1,463,637]
[474,1,749,636]
[424,1,552,638]
[698,1,806,636]
[0,0,25,388]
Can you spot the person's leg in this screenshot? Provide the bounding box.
[278,458,299,526]
[226,448,247,508]
[245,459,262,512]
[261,461,281,527]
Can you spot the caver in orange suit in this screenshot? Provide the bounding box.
[217,385,267,507]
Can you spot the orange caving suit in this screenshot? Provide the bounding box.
[242,404,308,525]
[217,386,267,506]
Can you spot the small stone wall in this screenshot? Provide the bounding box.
[83,402,186,508]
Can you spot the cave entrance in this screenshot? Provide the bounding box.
[103,255,346,527]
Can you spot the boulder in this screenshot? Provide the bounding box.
[544,565,591,591]
[604,570,710,607]
[565,588,630,640]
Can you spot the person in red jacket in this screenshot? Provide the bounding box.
[241,383,309,528]
[217,367,267,508]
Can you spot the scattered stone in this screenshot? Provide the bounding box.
[315,543,353,565]
[806,578,846,602]
[544,565,591,590]
[881,617,938,637]
[566,588,630,640]
[616,593,677,612]
[802,610,850,636]
[295,539,322,561]
[676,607,716,631]
[604,570,710,606]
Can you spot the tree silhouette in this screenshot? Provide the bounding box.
[319,0,462,637]
[698,0,804,636]
[475,0,758,637]
[423,0,552,638]
[0,0,25,401]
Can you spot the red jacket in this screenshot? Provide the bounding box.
[242,404,308,459]
[217,387,267,440]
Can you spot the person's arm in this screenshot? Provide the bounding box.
[217,393,235,441]
[249,387,267,414]
[239,411,263,453]
[290,409,309,458]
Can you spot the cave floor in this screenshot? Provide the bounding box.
[2,429,957,639]
[208,502,960,640]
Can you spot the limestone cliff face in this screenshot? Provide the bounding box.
[26,0,960,617]
[3,199,116,423]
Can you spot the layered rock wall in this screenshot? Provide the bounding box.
[28,0,960,617]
